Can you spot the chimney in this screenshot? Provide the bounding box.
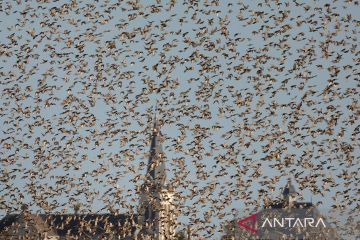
[20,204,29,214]
[187,226,191,240]
[74,204,80,214]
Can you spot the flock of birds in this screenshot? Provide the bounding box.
[0,0,359,238]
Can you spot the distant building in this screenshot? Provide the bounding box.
[0,116,176,240]
[222,179,340,240]
[0,206,59,240]
[137,118,177,240]
[0,210,136,239]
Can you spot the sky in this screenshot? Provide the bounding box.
[0,0,359,239]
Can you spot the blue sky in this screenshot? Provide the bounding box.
[0,0,359,238]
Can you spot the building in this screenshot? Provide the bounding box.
[0,116,176,240]
[137,118,177,240]
[0,209,137,239]
[222,179,339,240]
[0,206,59,240]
